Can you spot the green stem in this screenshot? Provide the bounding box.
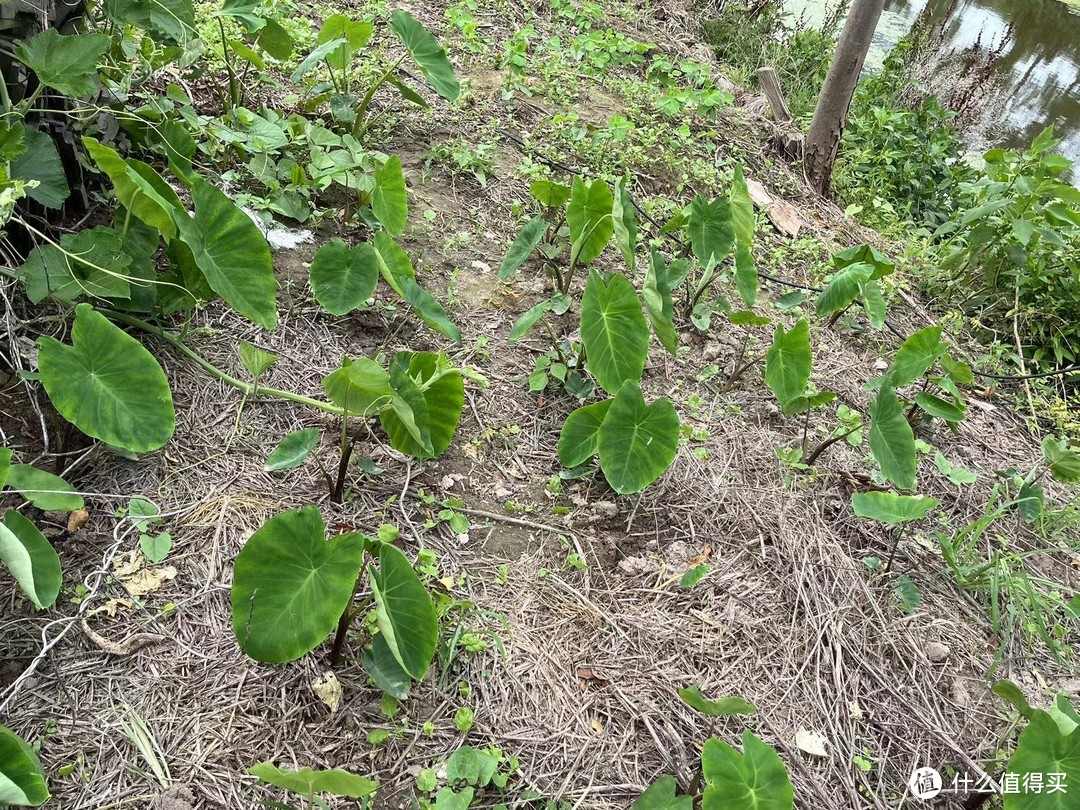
[804,423,863,467]
[353,54,406,137]
[0,77,13,115]
[218,19,240,111]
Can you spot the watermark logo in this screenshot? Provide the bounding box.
[909,767,943,800]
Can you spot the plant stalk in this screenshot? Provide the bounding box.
[804,423,863,467]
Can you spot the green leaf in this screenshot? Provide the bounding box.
[0,724,49,806]
[764,319,811,409]
[173,180,277,329]
[15,29,109,97]
[4,465,83,512]
[678,685,756,716]
[934,452,977,485]
[701,731,793,810]
[643,251,678,355]
[371,156,408,236]
[103,0,197,43]
[687,194,734,269]
[1003,710,1080,810]
[361,633,413,699]
[370,543,437,680]
[728,311,771,327]
[255,17,295,60]
[509,298,555,342]
[309,239,379,316]
[733,242,757,308]
[861,279,887,329]
[992,680,1034,719]
[265,429,320,471]
[889,326,945,387]
[378,352,464,459]
[832,244,894,279]
[597,381,679,495]
[322,358,392,416]
[529,180,571,208]
[248,762,377,800]
[679,564,709,589]
[633,776,691,810]
[729,164,754,246]
[558,399,613,467]
[290,37,347,82]
[1042,436,1080,484]
[498,216,548,280]
[238,341,278,379]
[37,304,175,452]
[389,10,460,101]
[317,14,373,71]
[567,178,614,267]
[611,177,638,272]
[10,128,68,209]
[1018,481,1045,523]
[0,510,61,609]
[17,228,132,304]
[894,574,921,613]
[850,492,939,525]
[231,506,366,663]
[372,232,460,342]
[83,138,181,239]
[580,270,649,395]
[0,449,10,490]
[915,392,966,424]
[815,262,873,316]
[869,383,917,490]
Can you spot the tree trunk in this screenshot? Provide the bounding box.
[803,0,885,195]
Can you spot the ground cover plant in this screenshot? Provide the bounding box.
[0,0,1078,808]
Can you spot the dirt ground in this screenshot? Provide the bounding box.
[2,1,1079,808]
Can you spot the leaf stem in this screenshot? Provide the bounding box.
[804,423,863,467]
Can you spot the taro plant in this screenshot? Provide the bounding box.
[851,491,940,571]
[248,761,377,809]
[815,243,895,329]
[231,506,438,694]
[291,10,461,136]
[0,723,49,807]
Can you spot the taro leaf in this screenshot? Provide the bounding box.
[231,506,366,663]
[317,14,373,71]
[264,429,320,471]
[17,228,131,304]
[389,10,460,101]
[833,243,894,279]
[498,215,548,280]
[103,0,197,43]
[84,138,185,239]
[894,574,921,613]
[687,194,734,269]
[764,319,811,410]
[861,279,887,329]
[255,18,295,60]
[992,680,1034,719]
[632,775,691,810]
[309,239,379,315]
[372,232,461,342]
[889,326,945,388]
[915,392,965,424]
[0,448,10,490]
[868,382,917,490]
[678,685,757,716]
[10,128,68,209]
[580,270,649,395]
[1042,436,1080,484]
[850,492,939,525]
[782,391,836,417]
[733,242,757,308]
[701,730,794,810]
[140,532,171,564]
[0,723,50,806]
[558,399,613,468]
[248,762,377,800]
[371,156,408,236]
[1003,710,1080,810]
[934,452,977,486]
[941,353,974,385]
[322,358,392,416]
[369,542,437,680]
[728,311,770,327]
[815,262,873,316]
[15,30,109,97]
[389,76,429,107]
[173,179,277,329]
[378,352,463,459]
[730,165,756,307]
[37,304,175,452]
[643,250,677,355]
[567,177,614,267]
[596,381,679,495]
[611,176,638,272]
[361,632,412,699]
[238,341,278,379]
[4,464,83,512]
[384,361,432,455]
[0,510,62,609]
[289,37,347,83]
[529,180,571,208]
[509,298,554,342]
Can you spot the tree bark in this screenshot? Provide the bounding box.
[803,0,886,195]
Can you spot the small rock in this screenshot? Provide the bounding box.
[926,641,950,663]
[702,341,724,361]
[616,556,652,576]
[592,500,618,518]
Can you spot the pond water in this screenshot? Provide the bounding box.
[787,0,1080,169]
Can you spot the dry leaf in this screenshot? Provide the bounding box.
[67,509,89,532]
[794,728,829,758]
[114,550,176,597]
[687,543,714,568]
[848,700,864,720]
[312,671,343,713]
[87,598,133,618]
[589,717,604,736]
[577,666,608,691]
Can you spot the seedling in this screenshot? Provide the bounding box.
[850,490,940,571]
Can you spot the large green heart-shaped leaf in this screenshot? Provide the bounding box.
[309,239,379,316]
[764,319,811,410]
[361,632,412,699]
[889,326,945,387]
[37,305,175,452]
[4,465,82,512]
[581,270,649,395]
[915,392,966,424]
[372,232,461,342]
[371,156,407,236]
[1003,710,1080,810]
[567,178,614,267]
[687,194,734,269]
[231,507,366,663]
[17,228,132,304]
[323,357,392,416]
[611,177,638,272]
[499,215,548,280]
[869,383,917,490]
[558,399,613,468]
[833,243,894,279]
[317,13,373,71]
[173,179,277,329]
[597,382,679,494]
[103,0,196,43]
[851,492,939,525]
[264,429,320,471]
[369,542,437,680]
[10,127,68,209]
[15,29,109,97]
[378,352,463,459]
[701,731,794,810]
[0,724,49,806]
[0,510,61,609]
[815,262,874,317]
[633,776,691,810]
[388,10,460,101]
[643,251,677,355]
[678,686,757,716]
[1041,436,1080,484]
[83,138,182,240]
[249,761,376,800]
